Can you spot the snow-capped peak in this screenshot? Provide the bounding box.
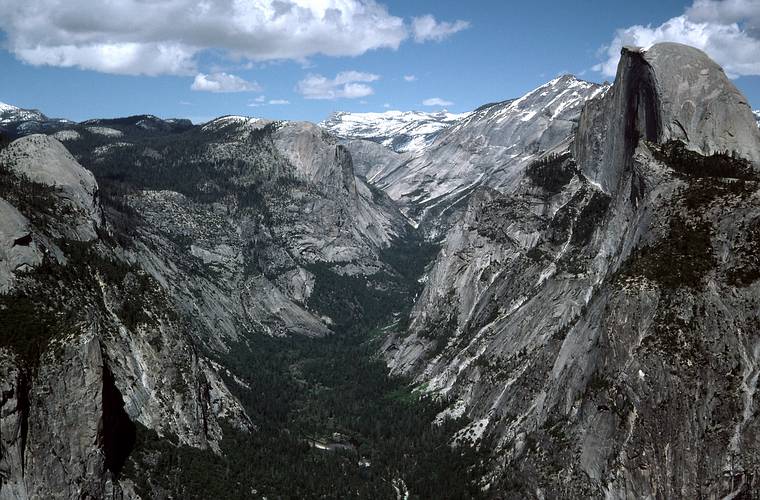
[0,101,19,113]
[364,74,608,221]
[320,109,470,154]
[0,101,49,128]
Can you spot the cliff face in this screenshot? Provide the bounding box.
[0,135,252,499]
[384,43,760,498]
[3,41,760,499]
[575,43,760,195]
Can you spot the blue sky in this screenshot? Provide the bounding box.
[0,0,758,123]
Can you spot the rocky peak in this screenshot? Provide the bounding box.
[575,42,760,194]
[0,101,47,123]
[384,41,760,498]
[643,43,760,162]
[273,121,358,196]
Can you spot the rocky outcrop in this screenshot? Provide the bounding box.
[0,200,42,292]
[384,43,760,498]
[338,138,410,181]
[0,134,102,241]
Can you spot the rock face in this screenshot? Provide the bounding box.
[0,199,42,292]
[0,134,253,499]
[2,40,760,499]
[384,42,760,498]
[0,135,102,241]
[338,138,411,182]
[575,43,760,194]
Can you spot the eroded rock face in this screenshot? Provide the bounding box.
[0,109,418,498]
[0,135,252,499]
[339,138,411,182]
[0,134,102,241]
[644,43,760,164]
[0,199,42,293]
[385,42,760,498]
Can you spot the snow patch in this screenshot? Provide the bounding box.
[320,109,469,154]
[87,126,123,138]
[0,101,19,113]
[53,130,81,141]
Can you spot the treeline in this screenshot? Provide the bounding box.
[526,151,576,193]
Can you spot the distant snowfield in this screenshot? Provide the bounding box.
[320,109,470,154]
[0,101,48,125]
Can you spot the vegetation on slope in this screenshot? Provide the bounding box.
[124,231,485,499]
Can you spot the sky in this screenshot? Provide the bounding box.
[0,0,758,124]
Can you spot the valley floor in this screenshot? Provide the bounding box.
[125,327,488,499]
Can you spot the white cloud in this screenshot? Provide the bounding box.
[685,0,760,28]
[412,14,470,42]
[15,42,197,76]
[403,74,417,81]
[0,1,468,76]
[191,73,261,93]
[268,99,290,105]
[297,71,380,99]
[422,97,453,106]
[383,103,391,108]
[0,0,407,75]
[594,0,760,78]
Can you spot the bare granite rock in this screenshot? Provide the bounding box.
[384,42,760,498]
